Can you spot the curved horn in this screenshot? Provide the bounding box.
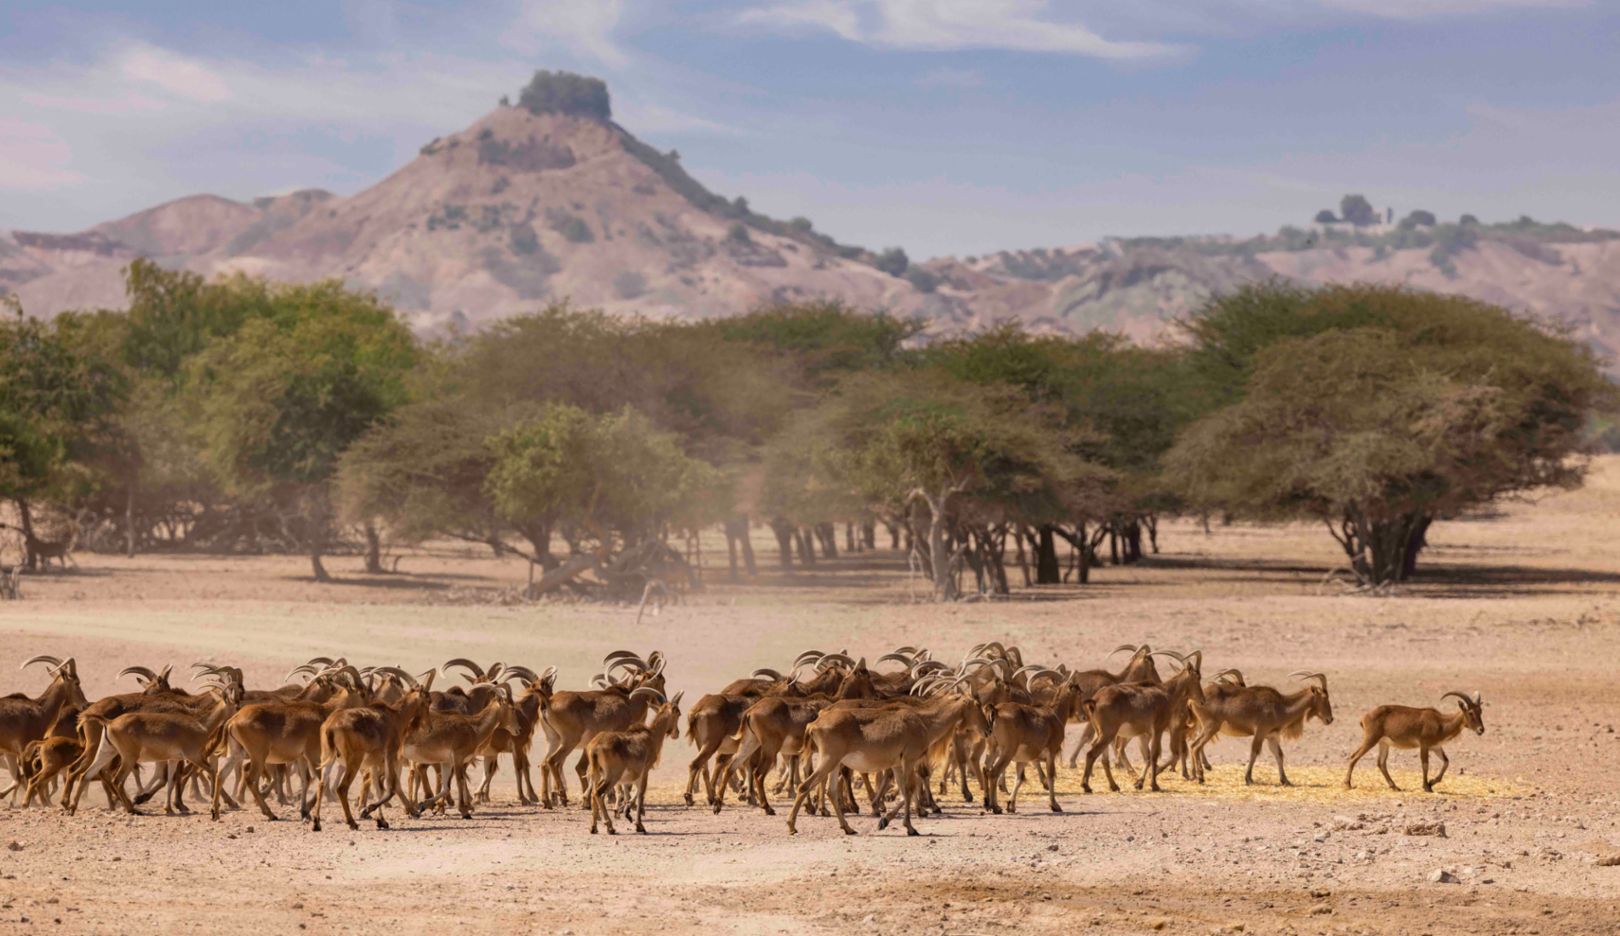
[1212,668,1245,685]
[21,655,64,670]
[372,666,417,688]
[1106,644,1140,660]
[1288,671,1327,691]
[1179,650,1202,672]
[793,650,827,667]
[1472,690,1481,706]
[441,658,484,680]
[875,653,914,670]
[484,662,505,683]
[818,653,856,669]
[501,665,539,684]
[118,665,158,683]
[648,655,666,678]
[628,687,666,704]
[753,668,785,681]
[1441,691,1476,708]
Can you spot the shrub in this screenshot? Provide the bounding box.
[518,71,611,121]
[547,210,594,244]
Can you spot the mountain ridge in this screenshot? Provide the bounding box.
[5,99,1619,364]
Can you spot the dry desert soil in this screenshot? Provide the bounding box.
[4,461,1620,935]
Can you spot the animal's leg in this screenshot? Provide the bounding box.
[1244,733,1265,786]
[1266,735,1290,786]
[1373,735,1399,787]
[1344,736,1377,789]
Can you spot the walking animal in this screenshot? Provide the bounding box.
[1345,691,1484,793]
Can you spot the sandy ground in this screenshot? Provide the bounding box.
[4,462,1620,934]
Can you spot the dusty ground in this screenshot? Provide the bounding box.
[4,462,1620,935]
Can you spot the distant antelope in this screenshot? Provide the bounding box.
[0,523,76,571]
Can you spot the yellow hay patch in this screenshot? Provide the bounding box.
[1044,764,1518,801]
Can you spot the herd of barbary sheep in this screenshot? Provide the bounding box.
[2,646,1484,835]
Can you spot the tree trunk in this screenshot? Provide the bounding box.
[922,492,960,602]
[1034,525,1061,585]
[1144,515,1160,554]
[844,523,856,554]
[16,499,37,571]
[306,489,332,583]
[124,483,136,558]
[1337,511,1430,586]
[862,521,876,550]
[816,522,838,559]
[363,522,384,574]
[1013,525,1031,588]
[794,527,816,566]
[769,517,796,569]
[1401,516,1431,580]
[739,522,757,576]
[527,552,603,597]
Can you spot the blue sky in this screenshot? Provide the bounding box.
[2,0,1615,258]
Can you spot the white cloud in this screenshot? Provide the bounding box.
[1320,0,1588,18]
[117,43,233,103]
[737,0,1182,59]
[0,118,82,192]
[508,0,630,66]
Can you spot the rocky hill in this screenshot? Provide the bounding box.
[5,79,1619,362]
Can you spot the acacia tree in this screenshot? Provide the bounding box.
[0,307,126,567]
[791,369,1103,600]
[483,403,725,594]
[1168,284,1612,586]
[925,327,1198,581]
[189,281,417,581]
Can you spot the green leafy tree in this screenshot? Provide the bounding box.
[784,368,1101,600]
[0,311,125,565]
[518,70,611,120]
[1168,284,1612,585]
[1339,194,1377,226]
[189,281,417,581]
[484,403,724,562]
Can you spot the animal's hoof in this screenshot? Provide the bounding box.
[376,819,390,830]
[877,818,889,830]
[607,828,617,836]
[635,825,646,834]
[843,827,857,836]
[589,827,597,835]
[1051,804,1062,813]
[906,827,919,837]
[311,822,321,832]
